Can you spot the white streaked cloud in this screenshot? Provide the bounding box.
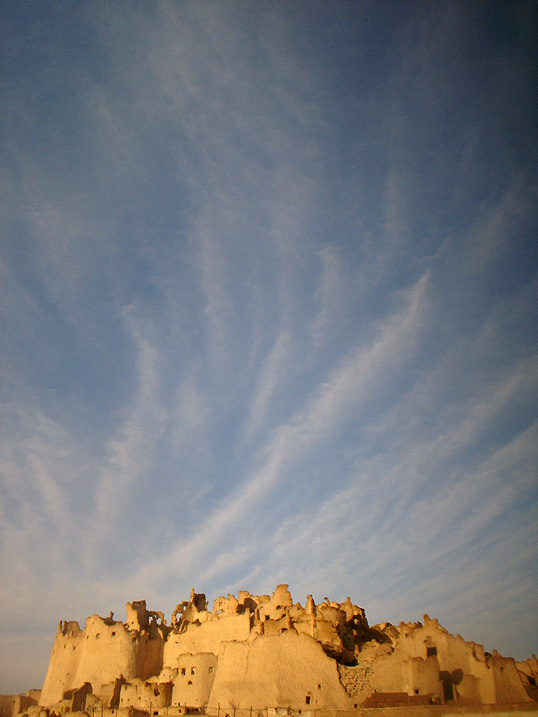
[240,331,291,447]
[127,273,429,586]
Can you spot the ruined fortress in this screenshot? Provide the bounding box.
[7,586,538,715]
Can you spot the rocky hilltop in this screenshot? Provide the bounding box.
[14,586,538,714]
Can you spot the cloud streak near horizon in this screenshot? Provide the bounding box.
[1,0,537,693]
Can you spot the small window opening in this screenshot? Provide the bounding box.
[414,689,419,695]
[318,685,321,690]
[96,634,100,639]
[208,667,214,673]
[111,631,116,636]
[305,696,311,705]
[187,680,192,686]
[442,679,454,702]
[181,668,186,676]
[426,646,437,657]
[154,688,159,696]
[191,667,195,675]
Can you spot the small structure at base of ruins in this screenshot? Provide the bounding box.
[8,586,538,716]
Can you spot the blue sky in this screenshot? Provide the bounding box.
[1,0,537,694]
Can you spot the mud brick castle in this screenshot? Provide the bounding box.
[6,586,538,715]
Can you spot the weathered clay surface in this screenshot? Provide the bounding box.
[13,586,538,714]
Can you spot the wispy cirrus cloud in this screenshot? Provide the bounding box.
[126,273,429,587]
